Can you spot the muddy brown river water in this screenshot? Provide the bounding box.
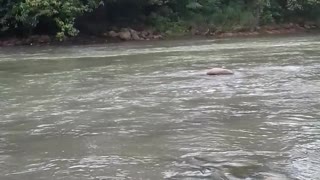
[0,35,320,180]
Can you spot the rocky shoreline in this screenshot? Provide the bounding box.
[0,23,318,47]
[103,28,164,41]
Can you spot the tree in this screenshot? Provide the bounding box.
[0,0,100,39]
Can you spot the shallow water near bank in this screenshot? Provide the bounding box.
[0,34,320,180]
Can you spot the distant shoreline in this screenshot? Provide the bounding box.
[0,23,318,47]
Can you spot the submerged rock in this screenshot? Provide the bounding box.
[206,68,234,75]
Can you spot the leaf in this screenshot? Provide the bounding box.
[186,2,203,10]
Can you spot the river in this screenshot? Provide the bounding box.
[0,35,320,180]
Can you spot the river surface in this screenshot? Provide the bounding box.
[0,35,320,180]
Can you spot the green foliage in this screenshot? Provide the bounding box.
[0,0,99,38]
[0,0,319,39]
[147,13,188,35]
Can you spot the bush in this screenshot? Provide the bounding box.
[147,13,188,35]
[0,0,99,38]
[0,0,319,39]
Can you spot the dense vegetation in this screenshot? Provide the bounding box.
[0,0,319,39]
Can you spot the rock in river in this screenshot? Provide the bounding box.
[119,31,132,40]
[206,68,234,75]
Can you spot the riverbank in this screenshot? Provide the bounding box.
[0,23,318,47]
